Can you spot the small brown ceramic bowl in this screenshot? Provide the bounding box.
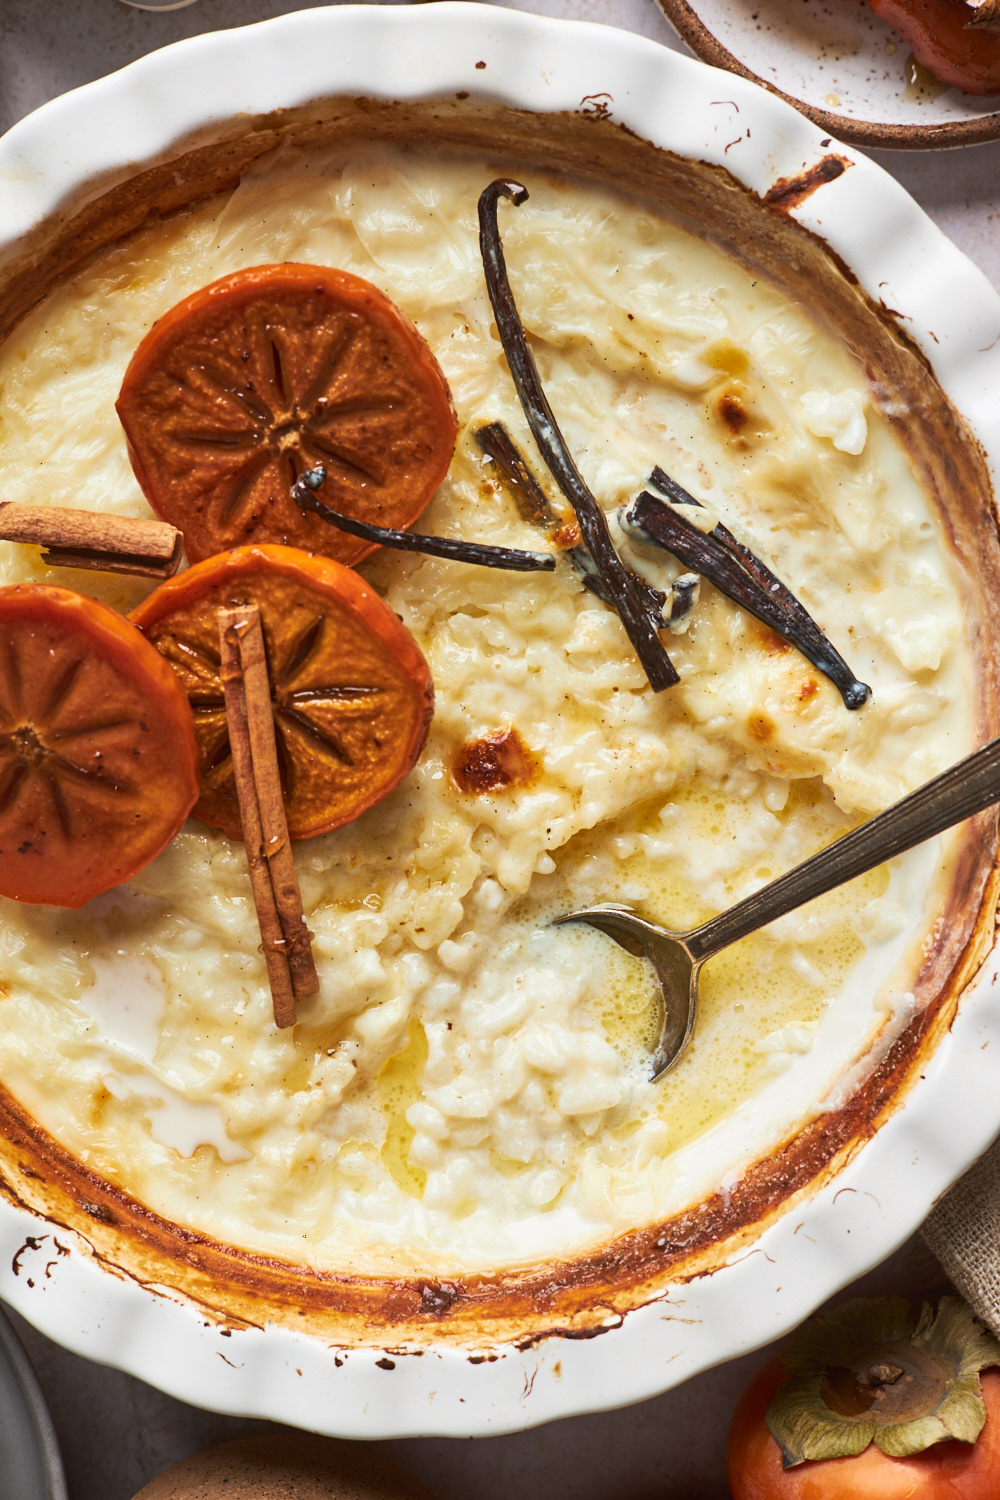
[655,0,1000,147]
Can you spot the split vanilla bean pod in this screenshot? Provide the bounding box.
[291,469,555,574]
[649,465,865,691]
[627,477,871,710]
[474,421,669,628]
[0,502,183,579]
[477,179,679,691]
[219,605,319,1027]
[475,421,564,532]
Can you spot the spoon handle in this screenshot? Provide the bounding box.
[688,734,1000,963]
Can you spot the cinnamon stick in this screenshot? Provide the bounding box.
[968,0,1000,32]
[0,502,182,579]
[218,605,319,1027]
[234,609,320,1003]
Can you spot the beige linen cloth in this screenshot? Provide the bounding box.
[924,1133,1000,1336]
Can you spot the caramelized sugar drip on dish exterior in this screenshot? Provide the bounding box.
[0,584,199,907]
[131,545,433,841]
[116,264,458,566]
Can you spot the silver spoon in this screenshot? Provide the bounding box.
[556,734,1000,1081]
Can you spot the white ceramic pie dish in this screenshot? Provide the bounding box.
[1,2,1000,1438]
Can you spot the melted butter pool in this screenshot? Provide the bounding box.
[517,773,886,1171]
[378,1019,429,1199]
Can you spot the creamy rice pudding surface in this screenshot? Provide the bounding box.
[0,146,973,1274]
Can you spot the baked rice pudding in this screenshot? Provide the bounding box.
[0,99,996,1341]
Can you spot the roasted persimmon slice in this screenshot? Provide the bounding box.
[0,585,200,908]
[130,545,434,841]
[116,264,458,565]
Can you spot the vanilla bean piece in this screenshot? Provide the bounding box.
[291,468,555,573]
[627,480,871,710]
[477,179,679,692]
[650,465,858,674]
[475,421,562,531]
[0,502,183,579]
[219,605,319,1027]
[473,421,668,629]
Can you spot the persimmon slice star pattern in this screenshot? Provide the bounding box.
[130,545,434,841]
[0,584,200,907]
[116,264,458,565]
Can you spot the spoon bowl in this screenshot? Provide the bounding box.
[558,734,1000,1079]
[554,905,699,1080]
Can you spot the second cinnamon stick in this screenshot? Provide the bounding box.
[234,609,320,1004]
[218,605,318,1027]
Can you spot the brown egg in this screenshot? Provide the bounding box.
[130,1435,439,1500]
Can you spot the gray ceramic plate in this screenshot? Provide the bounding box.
[655,0,1000,146]
[0,1306,67,1500]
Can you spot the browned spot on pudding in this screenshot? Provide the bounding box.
[754,623,792,654]
[704,337,749,378]
[453,728,538,793]
[552,518,582,549]
[798,677,820,703]
[717,388,750,435]
[748,712,775,744]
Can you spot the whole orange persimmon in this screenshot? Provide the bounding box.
[727,1299,1000,1499]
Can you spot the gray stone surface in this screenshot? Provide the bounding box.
[6,1235,950,1499]
[8,1303,760,1499]
[1,3,996,1496]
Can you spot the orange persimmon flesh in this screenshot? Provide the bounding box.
[869,0,1000,93]
[0,584,200,908]
[116,264,458,566]
[130,545,434,841]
